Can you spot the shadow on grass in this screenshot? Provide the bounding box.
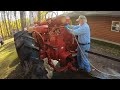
[0,41,14,52]
[0,51,15,70]
[9,58,20,68]
[6,63,25,79]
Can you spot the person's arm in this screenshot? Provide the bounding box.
[66,25,87,35]
[66,24,80,29]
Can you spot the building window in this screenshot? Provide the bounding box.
[111,21,120,32]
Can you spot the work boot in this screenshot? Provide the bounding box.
[85,71,94,78]
[77,68,86,73]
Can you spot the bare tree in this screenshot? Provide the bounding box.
[1,11,10,37]
[24,11,27,27]
[4,11,10,36]
[20,11,25,30]
[13,11,19,31]
[9,11,15,35]
[0,24,4,38]
[5,11,12,36]
[0,12,4,38]
[29,11,34,25]
[38,11,41,21]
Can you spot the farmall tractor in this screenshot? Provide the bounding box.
[14,15,79,79]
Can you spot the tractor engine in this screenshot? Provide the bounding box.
[28,16,78,72]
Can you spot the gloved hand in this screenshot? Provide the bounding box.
[65,24,72,30]
[65,25,69,30]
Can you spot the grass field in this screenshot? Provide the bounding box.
[0,38,20,79]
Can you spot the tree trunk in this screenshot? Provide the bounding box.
[24,12,27,27]
[0,12,4,38]
[4,11,10,37]
[1,11,10,37]
[6,11,12,36]
[9,11,14,35]
[20,11,25,31]
[38,11,41,21]
[14,11,19,31]
[29,11,34,25]
[0,24,4,39]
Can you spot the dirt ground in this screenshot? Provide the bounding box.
[89,41,120,79]
[0,38,120,79]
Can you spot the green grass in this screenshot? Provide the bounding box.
[0,38,19,79]
[91,39,120,57]
[91,39,120,50]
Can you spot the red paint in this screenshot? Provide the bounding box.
[32,16,78,72]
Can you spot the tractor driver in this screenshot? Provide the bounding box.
[65,15,91,74]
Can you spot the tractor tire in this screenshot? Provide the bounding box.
[14,31,48,79]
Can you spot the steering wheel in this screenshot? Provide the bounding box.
[45,11,58,20]
[32,30,44,49]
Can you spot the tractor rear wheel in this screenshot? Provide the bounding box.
[14,31,48,79]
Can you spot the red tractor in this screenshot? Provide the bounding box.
[14,16,79,79]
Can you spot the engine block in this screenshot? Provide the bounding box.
[28,16,78,72]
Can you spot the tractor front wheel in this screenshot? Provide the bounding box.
[14,31,48,79]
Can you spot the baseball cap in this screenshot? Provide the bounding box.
[76,15,86,21]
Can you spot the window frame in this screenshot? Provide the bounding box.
[111,21,120,32]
